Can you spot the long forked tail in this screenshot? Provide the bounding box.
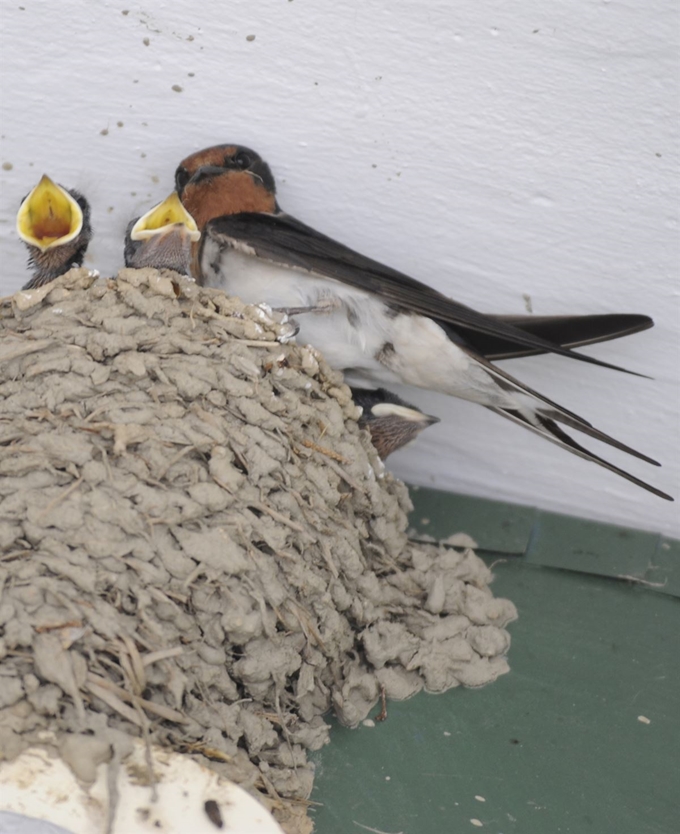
[469,350,672,500]
[488,406,673,501]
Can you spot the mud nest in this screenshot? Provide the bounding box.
[0,268,517,833]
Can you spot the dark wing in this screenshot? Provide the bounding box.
[478,314,654,361]
[204,212,648,376]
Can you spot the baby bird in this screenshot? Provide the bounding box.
[124,192,199,274]
[17,174,92,290]
[352,387,440,459]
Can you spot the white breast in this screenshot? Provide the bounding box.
[202,240,398,379]
[201,239,516,407]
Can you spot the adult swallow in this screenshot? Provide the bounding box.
[124,192,200,274]
[17,174,92,290]
[352,387,440,460]
[175,144,671,500]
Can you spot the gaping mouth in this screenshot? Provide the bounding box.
[130,192,201,242]
[16,174,84,251]
[371,402,440,426]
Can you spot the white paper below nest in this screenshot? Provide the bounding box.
[0,268,517,834]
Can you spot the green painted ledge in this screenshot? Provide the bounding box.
[408,485,679,598]
[310,487,680,834]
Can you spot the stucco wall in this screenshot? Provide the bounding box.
[1,0,677,535]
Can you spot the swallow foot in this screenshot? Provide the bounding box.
[273,298,341,317]
[276,320,300,343]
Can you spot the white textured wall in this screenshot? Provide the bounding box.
[1,0,678,535]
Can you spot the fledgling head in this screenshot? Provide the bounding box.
[17,174,92,290]
[175,144,278,230]
[352,387,440,460]
[124,192,200,275]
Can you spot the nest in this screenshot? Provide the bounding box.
[0,269,517,833]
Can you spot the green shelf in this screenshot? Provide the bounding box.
[310,490,680,834]
[408,486,679,598]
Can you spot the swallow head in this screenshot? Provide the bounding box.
[175,144,277,230]
[124,192,200,275]
[175,144,276,195]
[17,174,92,289]
[352,387,440,460]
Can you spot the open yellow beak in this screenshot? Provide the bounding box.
[130,192,200,242]
[371,402,440,426]
[16,174,84,252]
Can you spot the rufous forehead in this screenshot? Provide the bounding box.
[179,145,240,176]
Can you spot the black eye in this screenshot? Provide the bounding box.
[175,166,190,194]
[232,151,252,169]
